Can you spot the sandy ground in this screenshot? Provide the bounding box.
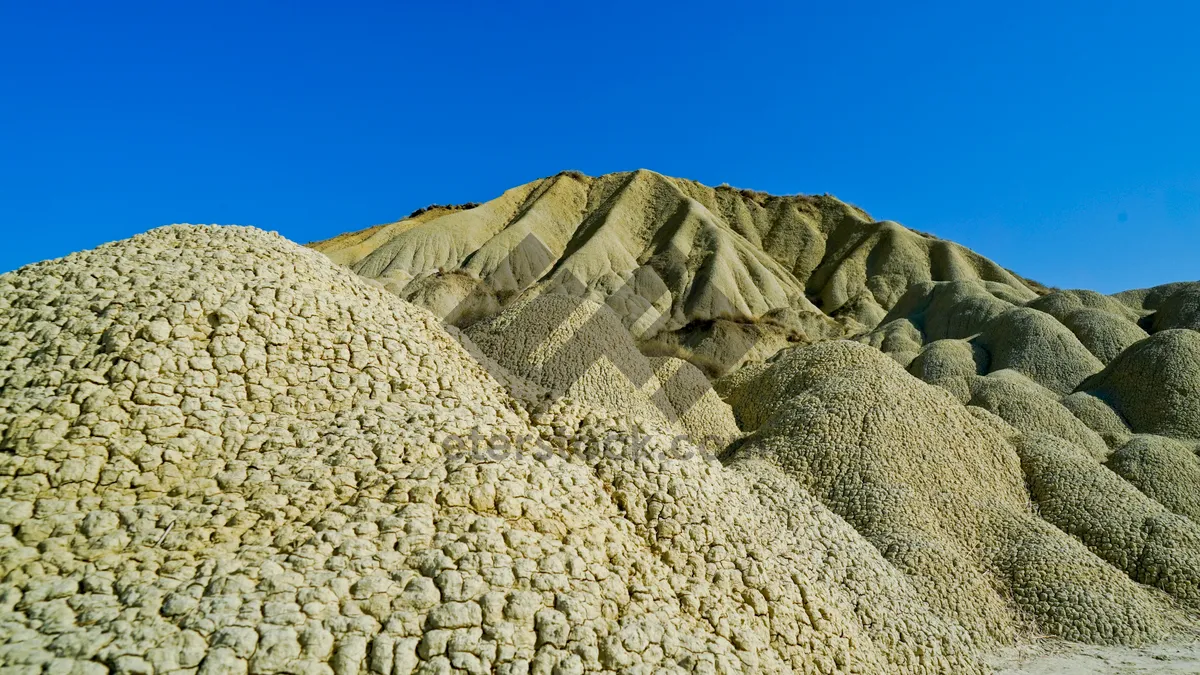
[991,639,1200,673]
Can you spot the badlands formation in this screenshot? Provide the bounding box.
[1,169,1198,674]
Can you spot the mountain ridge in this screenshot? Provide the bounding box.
[3,172,1199,674]
[1,216,1198,673]
[310,169,1049,374]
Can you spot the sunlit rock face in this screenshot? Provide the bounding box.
[2,170,1199,673]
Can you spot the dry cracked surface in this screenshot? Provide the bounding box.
[0,226,988,674]
[3,172,1200,674]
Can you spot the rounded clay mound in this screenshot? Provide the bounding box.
[1056,308,1149,365]
[1018,433,1200,607]
[974,307,1103,395]
[1027,289,1142,324]
[1113,281,1200,313]
[1081,329,1200,439]
[857,318,924,367]
[908,339,987,402]
[966,372,1109,459]
[1107,434,1200,522]
[1,225,1048,673]
[727,340,1181,646]
[879,280,1019,342]
[909,339,987,381]
[1152,284,1200,332]
[400,271,500,328]
[1060,391,1133,448]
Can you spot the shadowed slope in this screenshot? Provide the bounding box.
[6,169,1198,673]
[2,225,1009,674]
[310,170,1040,375]
[724,340,1189,645]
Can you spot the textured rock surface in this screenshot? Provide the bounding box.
[646,357,740,449]
[1107,435,1200,522]
[861,280,1200,524]
[310,171,1039,375]
[0,225,1000,674]
[1079,330,1200,439]
[966,372,1110,460]
[464,294,678,429]
[724,342,1186,647]
[1018,434,1200,606]
[3,172,1199,674]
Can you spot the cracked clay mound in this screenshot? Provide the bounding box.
[2,225,1007,674]
[2,175,1199,674]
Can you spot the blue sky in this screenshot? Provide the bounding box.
[2,1,1197,292]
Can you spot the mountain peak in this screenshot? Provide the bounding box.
[310,170,1039,374]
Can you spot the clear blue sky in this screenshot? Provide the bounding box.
[3,1,1197,292]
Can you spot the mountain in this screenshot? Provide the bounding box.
[1,171,1199,674]
[310,170,1047,375]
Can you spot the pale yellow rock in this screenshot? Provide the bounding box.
[5,172,1199,674]
[729,340,1186,645]
[0,225,993,674]
[311,171,1037,375]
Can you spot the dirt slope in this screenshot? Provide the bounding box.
[310,170,1038,375]
[2,171,1199,673]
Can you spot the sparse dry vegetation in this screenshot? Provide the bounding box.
[407,201,481,218]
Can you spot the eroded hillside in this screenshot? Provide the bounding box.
[309,170,1045,375]
[2,172,1199,674]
